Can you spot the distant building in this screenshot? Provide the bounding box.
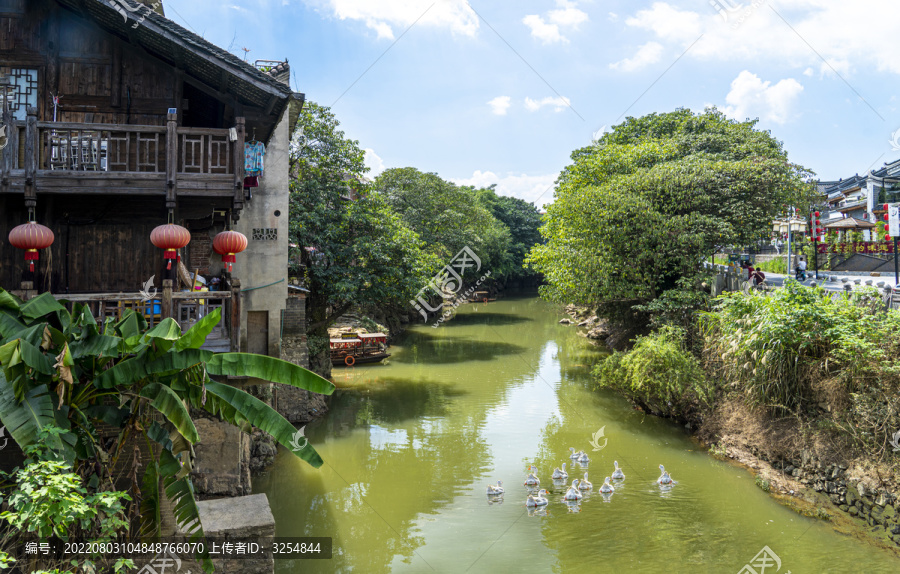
[817,159,900,240]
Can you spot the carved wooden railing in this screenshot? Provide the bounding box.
[1,108,246,209]
[52,282,241,352]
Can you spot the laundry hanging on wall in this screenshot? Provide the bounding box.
[244,140,266,177]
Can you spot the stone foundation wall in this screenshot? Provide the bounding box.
[191,417,251,497]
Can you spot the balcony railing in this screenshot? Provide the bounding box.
[48,281,241,353]
[1,108,245,205]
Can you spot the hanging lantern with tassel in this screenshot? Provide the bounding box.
[8,221,54,272]
[213,230,248,273]
[151,223,191,270]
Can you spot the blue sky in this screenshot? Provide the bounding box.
[165,0,900,206]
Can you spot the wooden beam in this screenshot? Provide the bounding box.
[110,44,122,108]
[24,107,36,208]
[166,111,178,210]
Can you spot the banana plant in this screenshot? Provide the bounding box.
[0,288,334,546]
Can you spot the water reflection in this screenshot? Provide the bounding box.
[257,293,900,574]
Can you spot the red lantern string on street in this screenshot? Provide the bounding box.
[8,221,54,272]
[213,230,248,272]
[150,223,191,270]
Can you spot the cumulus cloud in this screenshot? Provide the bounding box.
[488,96,512,116]
[525,96,571,112]
[452,170,558,206]
[318,0,479,40]
[722,71,804,124]
[364,148,386,177]
[609,42,664,71]
[523,0,588,44]
[617,1,900,76]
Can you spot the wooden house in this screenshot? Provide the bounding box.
[0,0,304,356]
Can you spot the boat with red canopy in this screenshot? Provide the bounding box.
[330,332,391,366]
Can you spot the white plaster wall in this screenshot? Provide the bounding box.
[233,111,291,356]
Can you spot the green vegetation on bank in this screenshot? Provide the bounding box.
[594,282,900,463]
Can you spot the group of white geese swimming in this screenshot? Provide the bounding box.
[485,447,677,507]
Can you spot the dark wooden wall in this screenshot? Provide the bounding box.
[0,198,230,293]
[0,0,229,126]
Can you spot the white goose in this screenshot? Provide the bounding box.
[524,465,540,487]
[578,472,593,490]
[564,479,583,500]
[486,481,504,495]
[657,464,675,485]
[576,451,590,464]
[611,461,625,480]
[526,489,549,507]
[569,447,584,460]
[551,462,569,480]
[599,476,615,493]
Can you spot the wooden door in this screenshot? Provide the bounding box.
[247,311,269,356]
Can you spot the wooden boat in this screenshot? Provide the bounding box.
[331,332,391,367]
[468,290,496,303]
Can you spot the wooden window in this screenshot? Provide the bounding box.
[5,67,38,120]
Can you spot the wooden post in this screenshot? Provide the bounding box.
[110,45,122,108]
[233,116,245,216]
[165,112,178,210]
[231,279,241,352]
[1,105,10,194]
[24,106,37,209]
[162,279,173,320]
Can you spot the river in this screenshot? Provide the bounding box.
[254,292,900,573]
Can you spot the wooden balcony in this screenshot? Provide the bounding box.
[1,107,246,212]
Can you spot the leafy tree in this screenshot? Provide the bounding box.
[526,108,814,319]
[0,289,334,566]
[472,186,543,282]
[370,168,511,271]
[288,104,438,374]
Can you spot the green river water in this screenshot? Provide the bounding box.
[254,292,900,573]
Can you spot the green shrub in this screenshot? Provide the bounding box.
[593,326,711,418]
[700,282,900,457]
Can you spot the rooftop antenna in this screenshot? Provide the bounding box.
[241,47,251,61]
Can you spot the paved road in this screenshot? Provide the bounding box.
[757,272,898,293]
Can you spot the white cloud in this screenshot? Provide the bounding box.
[488,96,512,116]
[609,41,664,72]
[319,0,479,40]
[452,170,558,206]
[525,96,571,112]
[523,0,588,44]
[722,71,804,124]
[364,148,385,177]
[618,1,900,76]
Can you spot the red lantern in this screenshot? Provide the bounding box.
[885,214,890,222]
[814,211,820,217]
[213,230,248,272]
[885,204,890,211]
[8,222,54,272]
[151,224,191,270]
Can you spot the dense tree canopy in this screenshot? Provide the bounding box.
[526,108,814,312]
[472,186,544,282]
[370,168,512,273]
[288,104,438,353]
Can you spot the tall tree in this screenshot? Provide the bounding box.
[370,168,511,272]
[473,186,544,283]
[527,108,814,315]
[289,104,437,375]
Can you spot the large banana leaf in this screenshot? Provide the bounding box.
[69,332,121,359]
[0,375,69,455]
[175,308,221,351]
[159,449,203,538]
[94,349,213,389]
[18,293,65,320]
[203,380,324,468]
[0,311,27,341]
[140,384,199,444]
[0,289,22,311]
[207,353,335,395]
[139,460,162,539]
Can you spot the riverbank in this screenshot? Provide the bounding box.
[560,296,900,553]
